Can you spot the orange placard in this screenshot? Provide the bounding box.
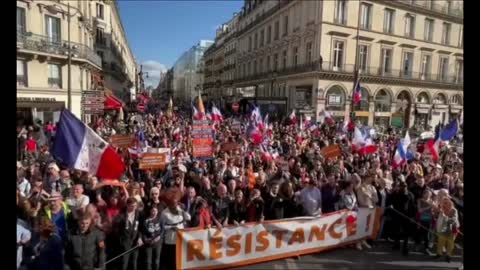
[110,134,134,148]
[139,153,167,170]
[221,142,241,152]
[320,144,342,159]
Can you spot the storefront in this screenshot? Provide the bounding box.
[414,104,431,130]
[431,104,448,129]
[17,97,65,126]
[355,111,369,126]
[450,105,463,121]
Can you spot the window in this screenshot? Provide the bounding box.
[384,9,394,34]
[374,89,391,112]
[442,23,451,45]
[17,7,26,33]
[253,60,257,74]
[439,57,449,80]
[283,15,288,36]
[380,48,392,74]
[335,0,347,25]
[97,51,104,63]
[260,29,264,46]
[404,14,415,38]
[306,42,313,63]
[420,54,432,80]
[424,19,434,42]
[293,47,298,66]
[402,51,413,78]
[259,58,263,73]
[96,27,105,45]
[332,40,344,71]
[455,59,463,83]
[96,3,104,20]
[416,92,429,104]
[358,45,369,73]
[48,63,62,88]
[248,36,252,52]
[17,60,27,86]
[45,15,61,43]
[274,21,279,40]
[273,53,278,71]
[254,33,258,49]
[360,3,372,30]
[326,86,346,111]
[247,62,251,75]
[282,50,287,68]
[267,25,271,43]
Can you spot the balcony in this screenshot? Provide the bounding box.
[378,0,463,20]
[17,31,102,68]
[48,77,62,88]
[235,60,463,86]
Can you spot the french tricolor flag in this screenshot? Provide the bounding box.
[392,131,413,168]
[52,110,125,179]
[426,138,442,161]
[289,110,297,125]
[352,127,377,155]
[211,105,224,122]
[353,78,362,105]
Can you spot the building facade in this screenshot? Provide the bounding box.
[16,0,136,125]
[172,40,213,102]
[230,0,463,130]
[17,0,102,124]
[92,0,136,102]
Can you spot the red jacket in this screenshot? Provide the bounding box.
[198,207,212,229]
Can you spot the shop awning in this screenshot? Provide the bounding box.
[104,95,123,110]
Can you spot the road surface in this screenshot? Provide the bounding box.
[233,240,462,270]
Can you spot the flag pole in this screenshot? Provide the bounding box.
[351,1,362,123]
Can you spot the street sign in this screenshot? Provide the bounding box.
[137,103,145,112]
[82,90,105,115]
[232,102,239,112]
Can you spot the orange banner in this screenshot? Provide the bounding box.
[139,153,167,170]
[110,134,134,148]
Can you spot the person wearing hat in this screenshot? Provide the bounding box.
[44,162,61,194]
[388,180,416,256]
[41,192,71,242]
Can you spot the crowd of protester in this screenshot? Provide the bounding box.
[16,103,464,270]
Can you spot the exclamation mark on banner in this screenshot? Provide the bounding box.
[365,214,371,232]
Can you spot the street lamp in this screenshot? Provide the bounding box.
[45,3,80,111]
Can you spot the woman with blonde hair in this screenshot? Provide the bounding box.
[435,197,460,262]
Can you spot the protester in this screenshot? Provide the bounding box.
[65,213,106,270]
[435,197,460,262]
[15,100,464,269]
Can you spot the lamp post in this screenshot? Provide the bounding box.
[46,3,81,112]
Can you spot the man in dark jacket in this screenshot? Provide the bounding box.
[111,198,143,270]
[66,214,106,270]
[388,181,416,256]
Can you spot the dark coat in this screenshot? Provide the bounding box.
[31,234,64,270]
[65,227,106,270]
[112,211,142,251]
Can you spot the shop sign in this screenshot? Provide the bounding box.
[18,97,56,102]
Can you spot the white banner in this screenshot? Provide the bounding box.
[176,208,381,270]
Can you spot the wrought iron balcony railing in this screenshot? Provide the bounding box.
[234,60,463,85]
[17,31,102,68]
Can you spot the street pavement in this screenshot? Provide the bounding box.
[233,240,462,270]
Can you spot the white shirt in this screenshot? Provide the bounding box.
[66,195,90,218]
[160,206,191,245]
[17,219,31,268]
[17,178,31,197]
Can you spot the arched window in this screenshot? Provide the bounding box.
[326,85,346,111]
[416,92,430,104]
[354,87,370,111]
[374,89,391,112]
[434,93,447,104]
[451,94,462,105]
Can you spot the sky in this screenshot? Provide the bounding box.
[119,0,243,87]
